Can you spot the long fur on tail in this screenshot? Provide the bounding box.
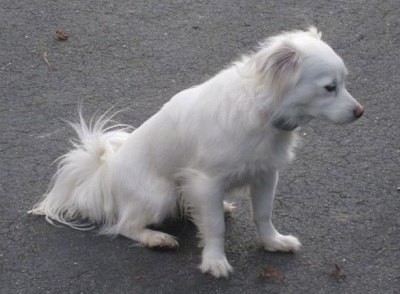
[29,107,133,230]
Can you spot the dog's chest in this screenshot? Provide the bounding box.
[224,131,297,187]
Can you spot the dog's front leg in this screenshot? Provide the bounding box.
[250,170,301,252]
[186,172,233,278]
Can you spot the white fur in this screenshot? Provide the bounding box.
[29,27,363,278]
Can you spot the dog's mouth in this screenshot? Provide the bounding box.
[326,114,364,126]
[339,106,365,124]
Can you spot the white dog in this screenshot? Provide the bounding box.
[30,27,364,278]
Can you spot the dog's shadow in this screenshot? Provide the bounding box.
[150,218,198,250]
[128,215,236,253]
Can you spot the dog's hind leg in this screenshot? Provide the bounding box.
[120,227,178,248]
[250,170,301,252]
[112,172,179,249]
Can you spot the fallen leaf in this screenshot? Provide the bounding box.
[55,29,70,41]
[330,263,346,281]
[134,275,143,281]
[42,51,54,70]
[336,213,352,222]
[260,266,285,282]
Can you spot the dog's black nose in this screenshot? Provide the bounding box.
[353,105,364,118]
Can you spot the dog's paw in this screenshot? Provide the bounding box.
[264,234,301,252]
[145,232,179,249]
[199,256,233,278]
[223,201,236,215]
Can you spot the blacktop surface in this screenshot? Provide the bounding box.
[1,0,399,293]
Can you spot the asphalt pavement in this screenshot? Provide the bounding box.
[1,0,399,293]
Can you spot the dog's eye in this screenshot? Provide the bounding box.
[324,84,336,92]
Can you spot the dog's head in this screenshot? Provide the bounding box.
[251,27,364,131]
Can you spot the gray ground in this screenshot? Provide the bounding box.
[1,0,399,293]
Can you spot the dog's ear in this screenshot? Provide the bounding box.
[255,41,300,100]
[307,26,322,39]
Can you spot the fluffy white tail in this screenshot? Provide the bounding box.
[29,109,132,230]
